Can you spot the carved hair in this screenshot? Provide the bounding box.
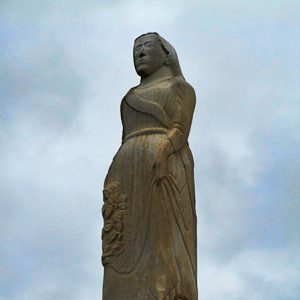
[134,32,185,80]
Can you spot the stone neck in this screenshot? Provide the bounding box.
[139,65,173,88]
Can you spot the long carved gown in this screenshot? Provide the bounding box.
[102,76,197,299]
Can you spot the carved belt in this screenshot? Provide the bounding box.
[123,127,169,143]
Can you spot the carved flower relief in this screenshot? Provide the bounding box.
[102,181,127,264]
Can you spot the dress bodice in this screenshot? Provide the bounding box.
[121,77,196,150]
[121,79,175,136]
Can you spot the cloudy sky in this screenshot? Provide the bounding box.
[1,0,299,299]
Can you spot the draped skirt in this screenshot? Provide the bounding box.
[102,131,197,299]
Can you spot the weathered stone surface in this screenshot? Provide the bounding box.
[102,32,197,299]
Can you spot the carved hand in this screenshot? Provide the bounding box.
[153,140,172,184]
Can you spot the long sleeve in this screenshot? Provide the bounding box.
[167,81,196,153]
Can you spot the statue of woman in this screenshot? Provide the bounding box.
[102,32,197,299]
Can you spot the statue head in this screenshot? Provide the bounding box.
[133,32,184,80]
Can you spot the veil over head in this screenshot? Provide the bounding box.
[135,32,185,80]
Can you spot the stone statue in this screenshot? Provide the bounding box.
[101,32,197,299]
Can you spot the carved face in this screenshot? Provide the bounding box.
[133,34,167,77]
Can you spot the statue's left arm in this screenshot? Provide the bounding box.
[154,81,196,180]
[166,81,196,153]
